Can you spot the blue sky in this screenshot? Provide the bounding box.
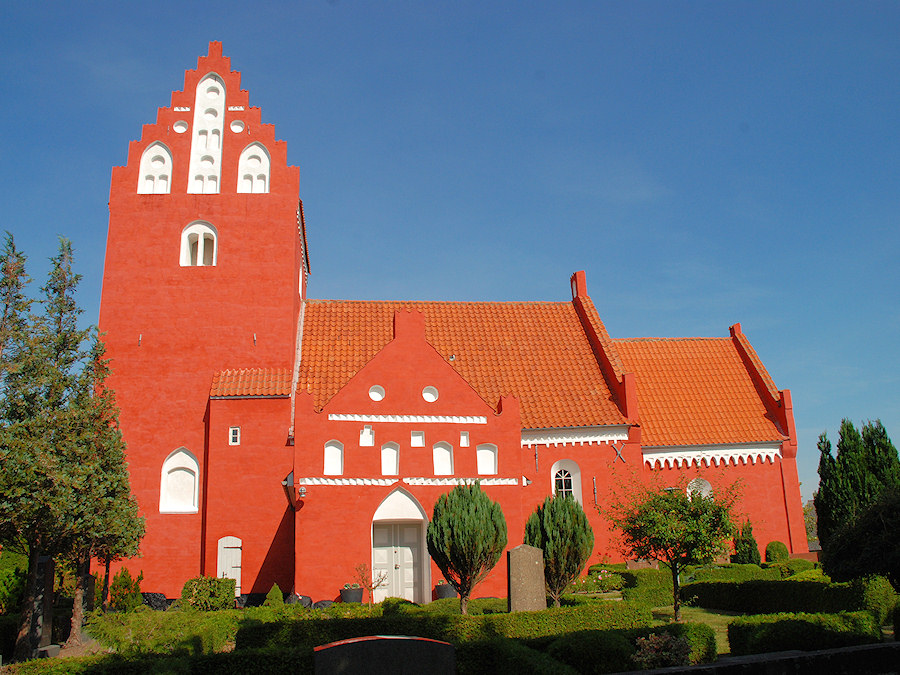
[2,2,898,502]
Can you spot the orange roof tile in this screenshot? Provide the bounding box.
[211,368,292,397]
[299,299,627,429]
[613,337,786,447]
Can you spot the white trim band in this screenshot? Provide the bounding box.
[643,443,782,469]
[521,425,630,447]
[294,476,519,487]
[328,414,487,424]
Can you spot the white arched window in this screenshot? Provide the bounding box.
[237,143,270,193]
[687,478,713,498]
[476,443,498,475]
[180,221,217,266]
[138,142,173,194]
[160,447,199,513]
[433,442,453,476]
[324,440,344,475]
[551,459,583,504]
[187,73,225,194]
[381,442,399,476]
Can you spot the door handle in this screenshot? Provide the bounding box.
[394,564,400,569]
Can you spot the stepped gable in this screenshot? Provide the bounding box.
[614,336,788,447]
[298,299,628,430]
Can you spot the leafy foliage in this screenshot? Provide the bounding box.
[524,494,594,607]
[631,631,692,669]
[180,576,236,612]
[607,482,737,619]
[426,481,507,615]
[731,521,761,565]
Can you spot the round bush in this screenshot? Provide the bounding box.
[765,541,789,563]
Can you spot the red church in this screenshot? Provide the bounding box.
[98,43,808,603]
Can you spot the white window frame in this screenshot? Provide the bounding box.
[180,221,218,267]
[160,447,200,513]
[550,459,583,504]
[229,426,241,446]
[432,442,454,476]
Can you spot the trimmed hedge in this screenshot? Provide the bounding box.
[766,558,816,579]
[180,576,236,612]
[684,563,780,584]
[683,576,897,624]
[235,602,653,651]
[619,568,673,607]
[457,638,577,674]
[728,611,882,655]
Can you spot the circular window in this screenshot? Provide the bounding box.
[230,120,245,133]
[368,385,385,402]
[204,108,218,120]
[173,121,189,133]
[422,386,439,403]
[686,478,713,498]
[200,155,214,168]
[206,85,220,99]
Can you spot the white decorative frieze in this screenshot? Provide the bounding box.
[328,413,487,425]
[521,425,630,447]
[642,443,782,469]
[174,106,191,111]
[297,477,397,486]
[404,477,519,486]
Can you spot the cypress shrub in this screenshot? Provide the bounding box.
[727,611,881,655]
[765,541,790,562]
[732,521,762,565]
[263,583,284,607]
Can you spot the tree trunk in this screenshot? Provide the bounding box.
[460,594,469,615]
[670,561,681,622]
[13,544,40,662]
[65,552,90,648]
[100,555,111,611]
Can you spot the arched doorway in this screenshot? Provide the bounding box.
[371,488,429,603]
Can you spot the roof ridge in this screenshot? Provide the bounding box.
[305,298,571,306]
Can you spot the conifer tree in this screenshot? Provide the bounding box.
[426,481,507,615]
[731,521,761,565]
[815,420,900,547]
[524,494,594,607]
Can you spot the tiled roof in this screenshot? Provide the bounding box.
[299,299,628,429]
[211,368,292,397]
[613,337,786,447]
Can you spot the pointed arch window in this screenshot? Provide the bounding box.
[138,142,173,194]
[237,143,270,193]
[180,221,217,266]
[160,448,199,513]
[187,73,225,194]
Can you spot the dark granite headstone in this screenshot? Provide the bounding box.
[507,544,546,612]
[313,600,333,610]
[314,636,455,674]
[141,592,168,611]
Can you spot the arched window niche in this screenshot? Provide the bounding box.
[160,447,199,513]
[432,442,453,476]
[187,73,225,194]
[138,142,173,194]
[476,443,498,475]
[180,221,218,267]
[381,442,399,476]
[550,458,583,504]
[324,440,344,475]
[686,478,713,498]
[237,143,270,193]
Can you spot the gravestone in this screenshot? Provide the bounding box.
[314,636,455,674]
[507,544,546,612]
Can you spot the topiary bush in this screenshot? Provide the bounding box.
[263,583,284,607]
[853,575,897,625]
[727,611,881,655]
[685,563,779,583]
[109,568,143,612]
[765,541,790,562]
[732,521,762,565]
[767,558,816,579]
[619,567,673,607]
[180,576,235,611]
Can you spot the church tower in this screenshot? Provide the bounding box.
[99,42,306,594]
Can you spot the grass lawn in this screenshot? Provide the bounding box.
[651,605,744,655]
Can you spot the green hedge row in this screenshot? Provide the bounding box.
[235,602,653,651]
[618,568,673,607]
[457,638,577,675]
[683,576,896,624]
[685,563,781,583]
[728,611,882,656]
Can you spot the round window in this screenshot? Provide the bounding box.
[368,385,385,402]
[422,386,439,403]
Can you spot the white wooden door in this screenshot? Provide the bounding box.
[217,536,242,596]
[372,523,420,603]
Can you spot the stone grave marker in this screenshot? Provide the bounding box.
[507,544,546,612]
[314,635,455,674]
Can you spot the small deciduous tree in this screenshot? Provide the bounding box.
[524,494,594,607]
[426,481,507,615]
[608,483,736,621]
[731,521,761,565]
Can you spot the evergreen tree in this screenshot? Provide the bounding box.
[524,494,594,607]
[731,521,761,565]
[815,420,900,548]
[426,481,507,615]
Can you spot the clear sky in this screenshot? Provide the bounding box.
[2,2,898,502]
